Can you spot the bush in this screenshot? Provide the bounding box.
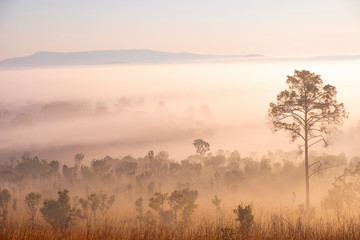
[40,189,81,229]
[233,204,254,236]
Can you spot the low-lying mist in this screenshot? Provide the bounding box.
[0,60,360,162]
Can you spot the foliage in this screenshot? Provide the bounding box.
[1,147,342,209]
[0,144,358,236]
[148,188,198,224]
[116,160,138,177]
[74,153,84,166]
[221,227,235,240]
[87,193,100,226]
[99,194,115,216]
[268,70,347,145]
[40,189,81,229]
[171,188,198,222]
[15,154,49,179]
[62,165,78,184]
[233,204,254,235]
[135,197,144,222]
[211,195,222,212]
[322,164,360,211]
[25,192,42,226]
[87,192,115,226]
[193,139,210,156]
[78,197,90,226]
[149,192,167,212]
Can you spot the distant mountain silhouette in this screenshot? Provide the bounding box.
[1,50,358,69]
[0,49,263,69]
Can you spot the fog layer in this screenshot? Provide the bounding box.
[0,60,359,162]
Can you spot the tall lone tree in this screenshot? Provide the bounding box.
[268,70,348,212]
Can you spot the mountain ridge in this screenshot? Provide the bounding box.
[0,49,262,69]
[1,50,359,69]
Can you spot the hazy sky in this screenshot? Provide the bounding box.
[1,0,359,60]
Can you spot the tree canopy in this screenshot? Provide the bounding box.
[269,70,348,147]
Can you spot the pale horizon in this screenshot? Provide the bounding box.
[1,0,360,59]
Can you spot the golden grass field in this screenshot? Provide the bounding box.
[1,209,360,240]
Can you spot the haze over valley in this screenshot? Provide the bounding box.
[1,1,360,239]
[0,55,359,162]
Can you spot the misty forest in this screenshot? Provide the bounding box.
[1,69,360,240]
[2,0,360,239]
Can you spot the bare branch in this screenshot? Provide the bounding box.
[308,137,327,148]
[309,163,345,178]
[308,160,321,169]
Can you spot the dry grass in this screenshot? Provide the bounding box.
[2,213,360,240]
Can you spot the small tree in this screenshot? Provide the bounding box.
[78,198,90,227]
[149,189,198,224]
[211,195,222,212]
[149,192,170,224]
[0,189,11,226]
[86,192,115,226]
[168,190,184,221]
[75,153,84,166]
[40,189,80,229]
[233,204,254,237]
[88,193,100,226]
[180,188,198,222]
[322,164,360,213]
[135,197,144,222]
[268,70,348,212]
[149,192,167,212]
[168,188,198,223]
[193,139,210,157]
[99,194,115,217]
[25,192,42,226]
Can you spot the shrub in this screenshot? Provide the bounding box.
[233,204,254,236]
[40,189,81,229]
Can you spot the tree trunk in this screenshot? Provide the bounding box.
[31,214,35,227]
[305,109,310,214]
[2,209,7,226]
[305,136,310,214]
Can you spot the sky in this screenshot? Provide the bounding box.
[0,0,360,60]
